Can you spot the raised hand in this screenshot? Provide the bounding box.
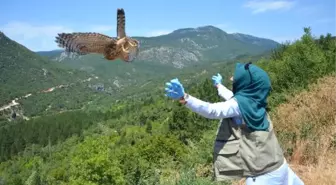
[165,78,185,100]
[212,73,223,86]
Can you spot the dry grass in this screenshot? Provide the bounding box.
[271,75,336,185]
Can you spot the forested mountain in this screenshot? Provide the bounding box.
[0,32,92,103]
[0,27,335,185]
[36,25,278,89]
[38,25,279,67]
[1,25,278,120]
[0,31,113,120]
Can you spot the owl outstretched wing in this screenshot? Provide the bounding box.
[117,8,126,39]
[55,32,116,55]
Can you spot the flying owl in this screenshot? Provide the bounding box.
[55,8,139,62]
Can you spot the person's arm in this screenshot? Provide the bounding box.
[216,84,234,101]
[179,94,241,119]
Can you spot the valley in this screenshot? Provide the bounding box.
[0,24,334,185]
[1,25,278,120]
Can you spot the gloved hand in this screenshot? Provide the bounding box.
[212,73,223,86]
[165,78,185,100]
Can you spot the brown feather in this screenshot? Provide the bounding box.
[117,8,126,38]
[55,32,116,55]
[104,42,120,60]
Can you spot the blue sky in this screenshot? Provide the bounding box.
[0,0,334,51]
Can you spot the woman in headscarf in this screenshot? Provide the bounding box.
[165,62,304,185]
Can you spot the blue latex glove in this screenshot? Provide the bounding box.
[212,73,223,86]
[165,78,185,100]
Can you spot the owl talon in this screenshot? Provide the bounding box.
[128,42,136,47]
[122,44,130,53]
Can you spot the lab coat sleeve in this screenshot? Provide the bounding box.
[184,94,241,119]
[217,84,234,101]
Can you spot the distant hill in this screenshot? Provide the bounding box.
[38,25,279,69]
[0,31,115,118]
[134,26,279,68]
[0,25,278,118]
[0,31,92,103]
[36,25,279,94]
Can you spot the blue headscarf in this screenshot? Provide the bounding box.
[232,62,271,131]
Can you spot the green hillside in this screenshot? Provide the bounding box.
[36,25,278,80]
[0,32,90,103]
[38,25,279,68]
[0,32,120,119]
[0,28,273,120]
[35,25,279,106]
[0,27,334,185]
[134,26,279,66]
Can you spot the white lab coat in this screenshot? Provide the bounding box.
[183,84,305,185]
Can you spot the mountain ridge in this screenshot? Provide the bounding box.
[0,25,279,118]
[0,32,117,118]
[37,25,279,67]
[34,25,280,105]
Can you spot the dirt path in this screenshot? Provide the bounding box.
[0,76,98,115]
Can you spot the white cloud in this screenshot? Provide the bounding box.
[244,0,295,14]
[1,21,74,40]
[0,21,114,51]
[145,30,172,37]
